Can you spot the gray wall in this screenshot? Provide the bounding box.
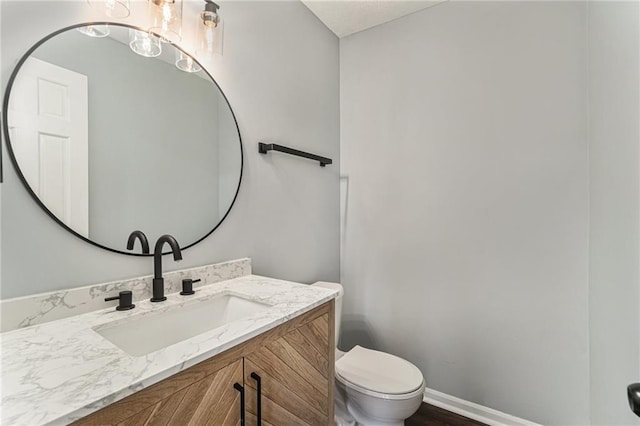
[340,2,591,424]
[588,2,640,424]
[31,29,225,248]
[0,0,340,299]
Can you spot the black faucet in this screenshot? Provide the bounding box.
[629,383,640,417]
[126,230,150,254]
[151,235,182,302]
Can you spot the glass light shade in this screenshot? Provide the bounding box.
[129,29,162,58]
[195,16,223,59]
[148,0,183,44]
[175,51,201,73]
[87,0,130,18]
[76,25,110,38]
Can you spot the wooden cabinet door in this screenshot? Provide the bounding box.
[244,311,335,426]
[132,358,243,425]
[75,358,243,426]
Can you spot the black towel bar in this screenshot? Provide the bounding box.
[259,142,332,167]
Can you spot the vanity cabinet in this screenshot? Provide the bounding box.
[73,301,334,426]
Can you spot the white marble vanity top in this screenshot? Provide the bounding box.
[1,275,338,425]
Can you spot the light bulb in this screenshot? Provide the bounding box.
[201,10,219,28]
[162,3,173,22]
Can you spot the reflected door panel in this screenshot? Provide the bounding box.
[8,57,89,236]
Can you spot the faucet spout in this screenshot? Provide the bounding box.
[126,230,150,254]
[153,235,182,279]
[151,234,182,302]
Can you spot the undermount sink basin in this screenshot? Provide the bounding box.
[95,294,272,356]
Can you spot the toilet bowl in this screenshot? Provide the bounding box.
[312,282,425,426]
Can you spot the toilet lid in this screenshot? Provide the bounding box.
[335,346,424,395]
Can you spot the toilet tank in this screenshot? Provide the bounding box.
[312,281,343,348]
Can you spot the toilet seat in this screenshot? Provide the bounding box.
[335,345,424,400]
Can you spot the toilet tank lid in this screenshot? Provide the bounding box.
[312,281,344,297]
[335,345,424,395]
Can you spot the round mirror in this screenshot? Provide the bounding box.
[3,23,243,255]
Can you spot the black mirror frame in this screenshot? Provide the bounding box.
[2,21,244,256]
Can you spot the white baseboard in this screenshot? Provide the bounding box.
[423,387,542,426]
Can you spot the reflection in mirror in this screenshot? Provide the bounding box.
[4,23,242,254]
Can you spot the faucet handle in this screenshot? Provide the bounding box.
[180,279,201,296]
[105,291,135,311]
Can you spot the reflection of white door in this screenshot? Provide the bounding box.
[8,57,89,237]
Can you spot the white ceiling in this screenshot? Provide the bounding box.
[301,0,446,38]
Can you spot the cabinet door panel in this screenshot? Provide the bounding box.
[247,347,327,413]
[72,359,240,425]
[266,338,328,392]
[145,386,190,425]
[115,359,242,426]
[245,359,327,425]
[246,411,275,426]
[295,315,330,356]
[245,311,333,426]
[247,387,317,426]
[281,328,329,378]
[179,359,242,425]
[117,404,157,426]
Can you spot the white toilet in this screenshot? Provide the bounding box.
[312,282,425,426]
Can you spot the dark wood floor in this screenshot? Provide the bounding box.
[406,403,487,426]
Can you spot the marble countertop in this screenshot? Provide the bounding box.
[1,275,337,425]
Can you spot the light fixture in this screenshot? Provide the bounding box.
[175,51,202,73]
[129,29,162,58]
[87,0,130,18]
[76,24,110,38]
[195,0,223,59]
[148,0,183,44]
